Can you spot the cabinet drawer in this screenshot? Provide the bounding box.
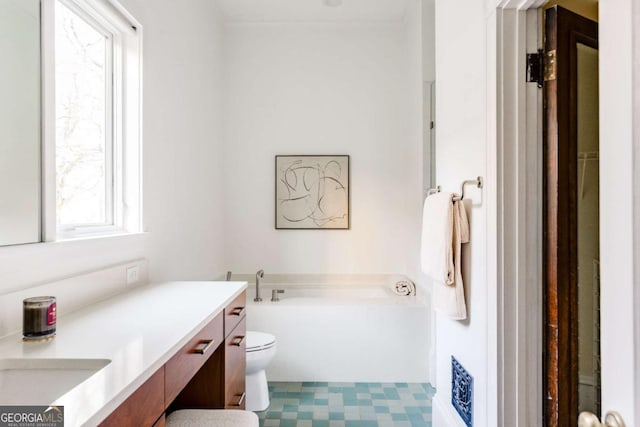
[100,368,164,427]
[165,312,224,406]
[224,291,246,337]
[225,316,246,409]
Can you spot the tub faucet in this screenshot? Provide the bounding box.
[271,289,285,302]
[226,271,232,281]
[254,269,264,302]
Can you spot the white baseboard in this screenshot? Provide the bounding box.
[433,393,467,427]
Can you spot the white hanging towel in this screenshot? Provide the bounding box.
[421,193,470,320]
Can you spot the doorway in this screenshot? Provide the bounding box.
[543,5,599,426]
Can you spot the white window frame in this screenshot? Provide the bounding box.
[41,0,142,241]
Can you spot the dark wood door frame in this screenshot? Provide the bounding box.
[543,6,598,427]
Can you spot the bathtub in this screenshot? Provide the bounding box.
[261,284,394,301]
[239,275,430,383]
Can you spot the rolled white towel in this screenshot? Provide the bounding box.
[394,280,416,296]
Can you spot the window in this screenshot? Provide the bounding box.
[55,2,111,227]
[46,0,142,239]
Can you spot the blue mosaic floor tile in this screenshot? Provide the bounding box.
[391,414,408,421]
[329,412,345,420]
[256,382,435,427]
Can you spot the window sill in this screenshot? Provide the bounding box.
[51,231,148,244]
[0,232,148,257]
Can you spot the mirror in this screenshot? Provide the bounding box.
[423,81,436,193]
[0,0,41,246]
[576,42,600,415]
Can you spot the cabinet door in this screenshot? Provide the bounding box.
[165,312,224,406]
[99,368,164,427]
[225,316,246,409]
[152,414,165,427]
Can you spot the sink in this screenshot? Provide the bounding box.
[0,358,111,405]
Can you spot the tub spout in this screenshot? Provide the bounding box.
[254,269,264,302]
[226,271,232,281]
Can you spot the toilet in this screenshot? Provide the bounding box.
[245,331,277,412]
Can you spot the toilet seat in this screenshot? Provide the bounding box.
[246,331,276,353]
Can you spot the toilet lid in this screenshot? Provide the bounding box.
[246,331,276,352]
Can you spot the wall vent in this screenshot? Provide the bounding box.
[451,356,473,427]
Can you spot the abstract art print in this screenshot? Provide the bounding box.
[275,155,350,229]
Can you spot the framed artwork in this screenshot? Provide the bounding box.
[275,155,350,230]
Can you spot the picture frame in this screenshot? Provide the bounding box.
[275,155,350,230]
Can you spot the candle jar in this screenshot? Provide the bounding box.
[23,296,57,341]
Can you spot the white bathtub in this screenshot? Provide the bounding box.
[260,284,394,301]
[240,275,430,383]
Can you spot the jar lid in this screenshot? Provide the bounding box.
[24,296,56,305]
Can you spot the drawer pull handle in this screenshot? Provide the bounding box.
[230,307,245,316]
[232,392,246,407]
[231,336,245,347]
[193,339,214,354]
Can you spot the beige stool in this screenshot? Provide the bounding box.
[166,410,259,427]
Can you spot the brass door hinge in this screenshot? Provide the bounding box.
[544,50,557,82]
[526,49,557,88]
[526,49,544,88]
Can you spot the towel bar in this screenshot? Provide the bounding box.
[455,176,483,201]
[426,176,484,201]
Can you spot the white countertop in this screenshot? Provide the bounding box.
[0,281,247,426]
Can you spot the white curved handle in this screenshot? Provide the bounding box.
[604,412,626,427]
[578,412,601,427]
[578,411,626,427]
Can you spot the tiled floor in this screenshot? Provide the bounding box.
[256,382,436,427]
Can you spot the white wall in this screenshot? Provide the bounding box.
[420,0,435,197]
[222,20,423,278]
[432,0,489,425]
[599,0,637,422]
[136,0,226,282]
[0,0,226,307]
[406,0,427,288]
[422,0,435,82]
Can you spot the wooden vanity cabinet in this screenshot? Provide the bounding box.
[224,317,247,409]
[224,291,246,335]
[99,368,165,427]
[99,290,247,427]
[164,313,224,402]
[165,311,224,406]
[152,414,165,427]
[223,291,247,409]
